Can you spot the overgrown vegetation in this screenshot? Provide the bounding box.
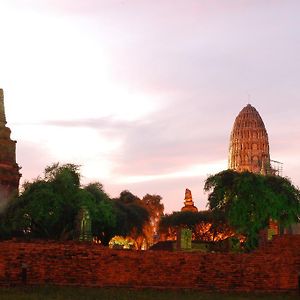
[1,164,299,251]
[204,170,300,250]
[0,163,164,247]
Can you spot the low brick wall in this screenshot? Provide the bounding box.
[0,235,300,292]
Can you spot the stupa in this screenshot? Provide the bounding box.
[228,104,271,174]
[0,89,21,206]
[181,188,198,212]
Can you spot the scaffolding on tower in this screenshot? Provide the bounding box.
[270,160,283,177]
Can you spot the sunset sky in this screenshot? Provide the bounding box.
[0,0,300,212]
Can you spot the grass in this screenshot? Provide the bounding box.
[0,286,299,300]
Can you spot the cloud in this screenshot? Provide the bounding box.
[2,0,300,214]
[16,140,56,185]
[40,98,230,178]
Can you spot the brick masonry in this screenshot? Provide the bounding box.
[228,104,271,174]
[0,89,21,206]
[0,235,299,292]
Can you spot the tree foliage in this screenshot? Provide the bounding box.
[140,194,164,247]
[0,163,115,241]
[204,170,300,249]
[159,210,233,242]
[0,163,163,247]
[160,211,212,228]
[107,192,164,249]
[111,190,150,247]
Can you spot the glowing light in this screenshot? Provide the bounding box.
[109,236,136,249]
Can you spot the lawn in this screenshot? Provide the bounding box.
[0,286,298,300]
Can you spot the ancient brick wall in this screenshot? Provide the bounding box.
[0,235,299,292]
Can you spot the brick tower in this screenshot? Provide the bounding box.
[0,89,21,206]
[228,104,271,174]
[181,188,198,212]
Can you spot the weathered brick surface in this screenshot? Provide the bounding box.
[228,104,271,173]
[0,235,299,291]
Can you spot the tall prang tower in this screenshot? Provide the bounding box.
[0,89,21,206]
[228,104,271,174]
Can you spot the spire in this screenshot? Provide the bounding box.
[184,188,194,206]
[0,89,7,127]
[181,188,198,212]
[228,104,270,173]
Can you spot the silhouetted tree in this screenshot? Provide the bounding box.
[104,190,149,247]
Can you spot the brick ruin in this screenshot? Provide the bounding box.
[0,235,299,291]
[228,104,271,174]
[181,188,198,212]
[0,97,298,293]
[0,89,21,207]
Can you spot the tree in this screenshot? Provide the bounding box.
[44,163,81,189]
[118,190,140,204]
[140,194,164,247]
[109,190,150,249]
[1,180,64,239]
[159,210,233,242]
[0,163,116,241]
[82,183,116,245]
[0,164,161,247]
[84,182,109,202]
[204,170,300,250]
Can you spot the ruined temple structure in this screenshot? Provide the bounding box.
[0,89,21,205]
[228,104,274,174]
[181,188,198,212]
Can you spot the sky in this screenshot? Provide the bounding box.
[0,0,300,213]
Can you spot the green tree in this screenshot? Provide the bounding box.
[0,163,116,241]
[83,182,116,245]
[44,163,81,187]
[204,170,300,250]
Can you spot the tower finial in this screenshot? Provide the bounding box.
[0,89,7,127]
[247,93,251,105]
